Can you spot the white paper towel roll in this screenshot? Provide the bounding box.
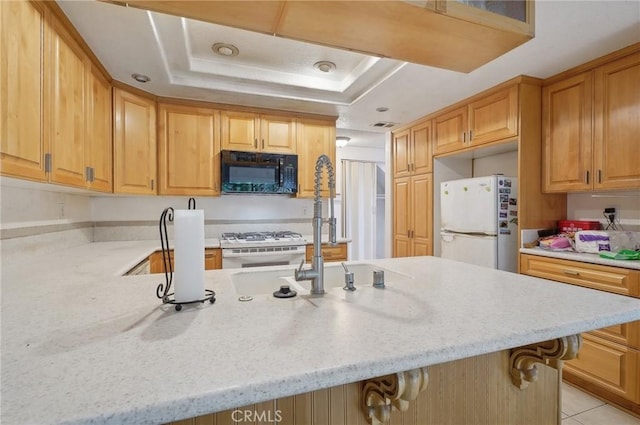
[173,209,205,303]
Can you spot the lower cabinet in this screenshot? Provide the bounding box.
[306,243,348,263]
[520,253,640,411]
[564,333,639,404]
[393,173,433,257]
[149,248,222,274]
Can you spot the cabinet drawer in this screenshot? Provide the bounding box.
[306,243,348,262]
[520,254,639,297]
[564,333,639,403]
[591,321,640,351]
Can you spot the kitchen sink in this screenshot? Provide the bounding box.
[231,268,298,296]
[231,263,410,297]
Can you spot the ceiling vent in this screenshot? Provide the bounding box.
[371,121,396,128]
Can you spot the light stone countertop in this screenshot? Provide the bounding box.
[520,247,640,270]
[3,242,640,425]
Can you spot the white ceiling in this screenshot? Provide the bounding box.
[58,1,639,149]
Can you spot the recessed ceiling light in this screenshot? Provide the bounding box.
[212,43,239,57]
[376,107,389,112]
[336,136,351,148]
[313,61,336,73]
[131,73,150,83]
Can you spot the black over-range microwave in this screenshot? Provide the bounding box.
[221,150,298,194]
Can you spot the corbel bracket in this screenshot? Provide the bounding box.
[361,367,429,425]
[510,334,582,389]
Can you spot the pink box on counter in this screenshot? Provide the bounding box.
[558,220,601,233]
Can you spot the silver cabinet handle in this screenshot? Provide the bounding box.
[585,170,590,184]
[150,179,154,191]
[469,130,473,141]
[598,169,602,184]
[563,270,580,276]
[462,132,466,144]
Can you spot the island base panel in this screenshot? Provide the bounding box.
[167,349,560,425]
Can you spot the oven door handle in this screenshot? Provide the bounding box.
[221,248,305,258]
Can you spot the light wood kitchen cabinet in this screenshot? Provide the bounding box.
[85,65,112,192]
[47,14,88,188]
[149,248,222,274]
[305,242,348,263]
[564,333,639,405]
[296,117,336,198]
[392,120,432,178]
[158,103,220,196]
[543,49,640,192]
[593,52,640,190]
[0,0,47,182]
[221,110,296,154]
[433,85,518,156]
[393,173,432,257]
[113,87,157,195]
[520,253,640,408]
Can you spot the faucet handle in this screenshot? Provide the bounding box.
[297,259,305,272]
[341,262,350,273]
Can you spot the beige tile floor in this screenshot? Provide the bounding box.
[562,382,640,425]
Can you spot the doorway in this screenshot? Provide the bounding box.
[341,159,386,260]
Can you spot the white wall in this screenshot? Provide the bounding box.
[567,190,640,230]
[0,178,92,229]
[472,151,518,177]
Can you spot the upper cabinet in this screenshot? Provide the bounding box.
[116,1,533,73]
[543,50,640,192]
[47,14,88,188]
[113,87,157,195]
[433,85,518,155]
[392,120,432,179]
[221,110,296,154]
[85,65,113,192]
[158,103,220,196]
[542,73,593,192]
[0,1,47,182]
[593,52,640,190]
[1,1,112,191]
[296,118,336,198]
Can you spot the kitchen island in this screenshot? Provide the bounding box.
[2,241,640,425]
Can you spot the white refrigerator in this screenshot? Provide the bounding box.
[440,175,518,272]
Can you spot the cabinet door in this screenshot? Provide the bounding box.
[221,110,258,151]
[564,333,639,403]
[48,17,87,188]
[113,88,157,195]
[542,73,593,192]
[205,248,222,270]
[412,173,433,256]
[412,120,432,175]
[393,177,411,257]
[468,85,518,146]
[0,1,47,181]
[433,106,467,155]
[593,52,640,190]
[392,129,411,178]
[86,66,112,192]
[296,118,336,198]
[260,114,296,153]
[158,104,220,196]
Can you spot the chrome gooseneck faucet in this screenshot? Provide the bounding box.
[295,154,337,295]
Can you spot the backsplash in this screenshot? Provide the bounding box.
[567,191,640,231]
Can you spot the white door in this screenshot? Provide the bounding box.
[440,232,497,269]
[440,176,497,234]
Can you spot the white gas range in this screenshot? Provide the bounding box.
[220,231,307,269]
